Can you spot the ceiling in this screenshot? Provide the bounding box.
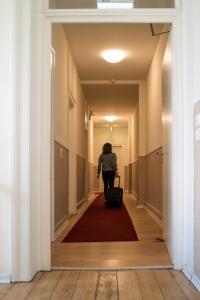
[62,23,165,124]
[83,84,139,124]
[64,23,164,81]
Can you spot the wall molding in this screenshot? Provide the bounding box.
[144,203,163,227]
[131,191,138,200]
[145,146,162,157]
[183,268,200,293]
[54,217,70,241]
[0,274,11,284]
[191,274,200,292]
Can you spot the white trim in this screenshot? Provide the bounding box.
[51,265,173,271]
[191,274,200,292]
[183,269,200,293]
[136,205,144,209]
[0,274,11,284]
[51,47,55,242]
[77,197,86,207]
[54,217,70,241]
[131,191,138,199]
[12,2,186,281]
[44,9,181,17]
[144,204,163,227]
[81,80,141,85]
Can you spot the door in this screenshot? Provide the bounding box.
[162,33,173,256]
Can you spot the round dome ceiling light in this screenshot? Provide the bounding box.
[104,115,118,122]
[102,49,126,64]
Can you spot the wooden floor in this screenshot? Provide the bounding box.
[1,270,200,299]
[52,193,172,269]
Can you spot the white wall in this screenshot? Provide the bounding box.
[0,1,12,281]
[182,0,200,288]
[146,30,169,154]
[94,126,128,165]
[88,118,94,164]
[52,25,69,147]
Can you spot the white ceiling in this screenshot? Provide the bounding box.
[64,23,164,80]
[83,84,139,123]
[62,23,166,123]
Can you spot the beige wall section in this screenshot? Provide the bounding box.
[76,154,85,204]
[139,81,146,156]
[135,0,174,8]
[75,72,87,158]
[54,142,69,233]
[146,30,169,154]
[52,24,69,148]
[194,101,200,279]
[88,118,94,164]
[145,148,163,221]
[52,24,88,231]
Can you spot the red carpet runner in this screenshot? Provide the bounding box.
[63,193,139,242]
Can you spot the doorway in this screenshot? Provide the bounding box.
[35,10,184,275]
[50,21,176,270]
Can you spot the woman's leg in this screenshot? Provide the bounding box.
[102,171,109,199]
[108,171,115,189]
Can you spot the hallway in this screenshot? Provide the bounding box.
[52,193,171,269]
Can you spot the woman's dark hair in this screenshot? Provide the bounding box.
[103,143,112,155]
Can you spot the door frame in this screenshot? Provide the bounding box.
[12,1,187,281]
[41,9,183,268]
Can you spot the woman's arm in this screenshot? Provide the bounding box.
[113,153,119,176]
[97,154,103,178]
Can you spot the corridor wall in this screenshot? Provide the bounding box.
[52,24,87,233]
[144,29,169,222]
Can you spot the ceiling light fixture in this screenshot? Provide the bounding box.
[104,115,118,122]
[102,49,126,64]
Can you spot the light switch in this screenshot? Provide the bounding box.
[195,128,200,141]
[60,147,63,159]
[195,114,200,128]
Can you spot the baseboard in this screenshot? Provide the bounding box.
[54,216,70,241]
[144,203,163,227]
[0,274,11,283]
[131,191,137,199]
[77,198,85,208]
[183,268,200,292]
[191,274,200,292]
[137,205,144,209]
[87,191,95,198]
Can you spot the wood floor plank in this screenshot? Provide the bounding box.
[135,270,164,300]
[71,271,98,300]
[96,272,118,300]
[0,284,13,299]
[170,270,200,299]
[27,271,62,299]
[117,271,142,300]
[51,271,80,299]
[153,270,187,300]
[3,272,43,300]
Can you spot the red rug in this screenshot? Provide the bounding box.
[63,193,139,242]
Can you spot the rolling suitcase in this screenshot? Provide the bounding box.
[105,176,123,208]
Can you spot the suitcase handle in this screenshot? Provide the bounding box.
[116,175,120,187]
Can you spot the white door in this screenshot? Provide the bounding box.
[112,146,123,188]
[162,33,173,256]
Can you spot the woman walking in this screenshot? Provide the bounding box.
[97,143,118,200]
